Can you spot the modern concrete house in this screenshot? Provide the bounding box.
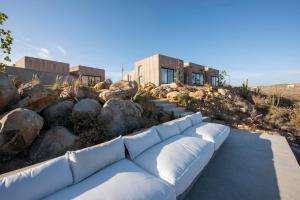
[124,54,220,86]
[70,65,105,86]
[8,56,105,86]
[124,54,184,86]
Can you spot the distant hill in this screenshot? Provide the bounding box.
[256,83,300,102]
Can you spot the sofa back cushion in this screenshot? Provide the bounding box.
[123,128,161,159]
[174,116,193,132]
[0,156,73,200]
[154,121,181,140]
[188,112,203,125]
[68,136,125,183]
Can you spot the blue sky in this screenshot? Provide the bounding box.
[2,0,300,86]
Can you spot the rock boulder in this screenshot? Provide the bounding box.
[29,126,78,161]
[93,81,111,91]
[0,74,20,114]
[16,84,59,112]
[42,100,74,128]
[167,91,180,101]
[72,98,102,135]
[99,99,143,137]
[0,108,44,155]
[109,80,138,97]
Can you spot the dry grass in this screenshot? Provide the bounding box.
[260,84,300,102]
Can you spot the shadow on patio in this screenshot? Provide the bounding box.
[185,128,300,200]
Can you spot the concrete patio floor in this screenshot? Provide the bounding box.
[185,128,300,200]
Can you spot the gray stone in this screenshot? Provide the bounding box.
[109,80,138,97]
[0,74,20,114]
[42,100,74,128]
[72,98,102,135]
[99,99,143,137]
[30,126,78,161]
[16,84,59,113]
[0,108,44,155]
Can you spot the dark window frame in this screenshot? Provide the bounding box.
[192,72,204,85]
[211,76,219,86]
[160,67,176,84]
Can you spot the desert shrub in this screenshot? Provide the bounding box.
[265,107,293,129]
[291,104,300,134]
[176,93,190,107]
[49,75,62,90]
[31,73,40,86]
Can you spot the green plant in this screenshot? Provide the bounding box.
[176,93,190,106]
[105,78,113,84]
[270,94,281,107]
[31,73,40,85]
[0,12,13,74]
[253,87,262,95]
[74,76,82,89]
[241,79,249,97]
[49,75,62,90]
[291,103,300,133]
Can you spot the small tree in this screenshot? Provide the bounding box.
[219,70,228,86]
[0,12,13,74]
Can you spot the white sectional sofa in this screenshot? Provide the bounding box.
[0,112,229,200]
[181,112,230,151]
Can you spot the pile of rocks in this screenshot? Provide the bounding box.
[139,82,258,126]
[0,75,142,172]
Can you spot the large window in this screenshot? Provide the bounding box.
[192,72,204,85]
[161,67,176,84]
[138,65,144,84]
[211,76,219,87]
[82,75,102,86]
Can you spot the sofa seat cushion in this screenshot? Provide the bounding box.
[0,156,73,200]
[45,159,176,200]
[133,135,214,196]
[182,122,230,150]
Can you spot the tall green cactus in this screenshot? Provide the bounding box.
[270,94,280,107]
[242,79,249,97]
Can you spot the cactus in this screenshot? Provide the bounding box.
[241,79,249,97]
[270,94,280,107]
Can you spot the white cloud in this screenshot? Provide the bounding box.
[38,48,50,59]
[57,45,67,56]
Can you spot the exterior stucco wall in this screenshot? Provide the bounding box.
[123,70,136,82]
[15,56,70,75]
[158,54,184,84]
[134,54,160,85]
[7,66,71,85]
[205,68,219,85]
[184,62,205,85]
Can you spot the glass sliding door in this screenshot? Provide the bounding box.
[192,72,204,85]
[211,76,219,86]
[160,67,175,84]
